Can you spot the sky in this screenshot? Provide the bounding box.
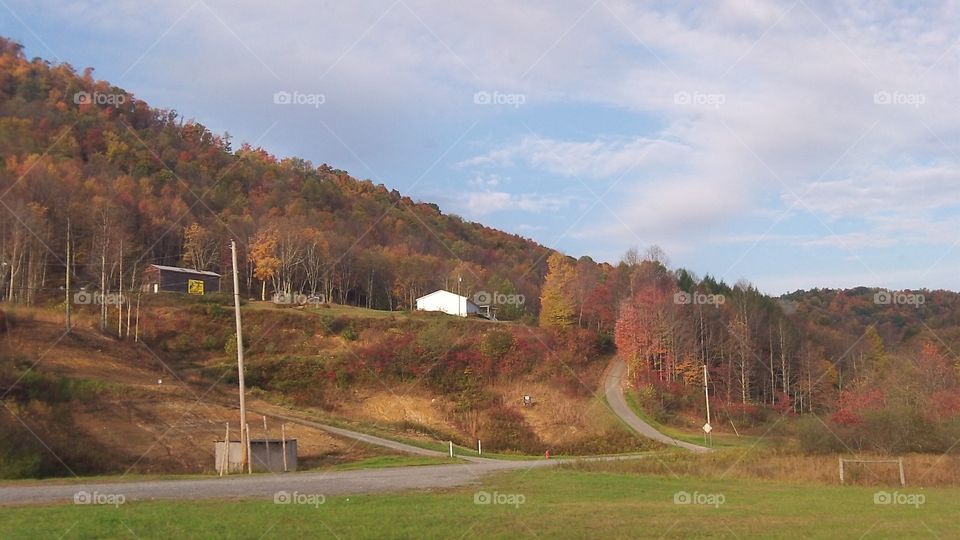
[2,0,959,295]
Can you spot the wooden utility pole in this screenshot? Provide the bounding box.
[65,218,71,333]
[231,240,249,473]
[703,363,712,446]
[118,240,123,337]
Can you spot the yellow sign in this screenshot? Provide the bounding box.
[187,279,204,295]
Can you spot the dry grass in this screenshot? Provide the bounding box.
[568,447,960,487]
[0,312,392,477]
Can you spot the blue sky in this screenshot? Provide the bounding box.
[3,0,959,295]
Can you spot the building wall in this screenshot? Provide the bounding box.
[157,271,221,294]
[214,440,298,473]
[416,291,478,317]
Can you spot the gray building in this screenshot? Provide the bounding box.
[143,264,221,295]
[215,439,298,474]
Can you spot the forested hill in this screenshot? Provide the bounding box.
[0,36,551,311]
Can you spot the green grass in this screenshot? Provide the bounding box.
[621,391,766,449]
[325,454,458,471]
[1,467,953,539]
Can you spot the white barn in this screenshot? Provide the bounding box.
[415,290,479,317]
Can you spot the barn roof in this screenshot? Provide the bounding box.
[149,264,221,277]
[415,289,466,301]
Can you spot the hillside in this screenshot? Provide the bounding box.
[0,36,552,314]
[0,295,648,478]
[4,33,960,477]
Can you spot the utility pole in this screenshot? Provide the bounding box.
[231,240,249,473]
[65,218,71,333]
[703,363,712,445]
[118,240,123,338]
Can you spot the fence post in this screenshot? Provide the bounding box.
[898,457,905,487]
[839,457,844,485]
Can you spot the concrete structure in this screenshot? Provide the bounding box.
[215,439,298,473]
[143,264,221,295]
[415,289,479,317]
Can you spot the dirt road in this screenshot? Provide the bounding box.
[0,459,556,506]
[603,358,711,452]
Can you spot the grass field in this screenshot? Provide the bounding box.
[1,465,952,539]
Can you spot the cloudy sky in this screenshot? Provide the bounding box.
[3,0,959,294]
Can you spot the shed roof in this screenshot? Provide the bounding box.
[416,289,466,302]
[149,264,221,277]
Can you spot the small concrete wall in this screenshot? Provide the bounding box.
[215,439,298,473]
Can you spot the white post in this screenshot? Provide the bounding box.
[232,241,249,472]
[281,424,288,472]
[449,441,453,458]
[477,439,481,455]
[263,415,270,471]
[219,422,229,477]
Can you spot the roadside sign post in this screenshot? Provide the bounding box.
[703,364,712,446]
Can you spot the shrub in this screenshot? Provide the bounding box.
[478,405,541,453]
[797,416,845,454]
[480,330,513,361]
[341,326,357,341]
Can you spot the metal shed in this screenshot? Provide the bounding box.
[214,439,298,474]
[143,264,221,295]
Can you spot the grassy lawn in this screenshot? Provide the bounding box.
[1,467,952,539]
[325,454,458,471]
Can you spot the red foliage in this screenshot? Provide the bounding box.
[830,388,885,426]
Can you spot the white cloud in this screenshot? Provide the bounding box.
[16,0,960,288]
[459,135,690,179]
[468,173,503,188]
[464,191,569,215]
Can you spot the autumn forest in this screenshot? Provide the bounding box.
[3,35,960,454]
